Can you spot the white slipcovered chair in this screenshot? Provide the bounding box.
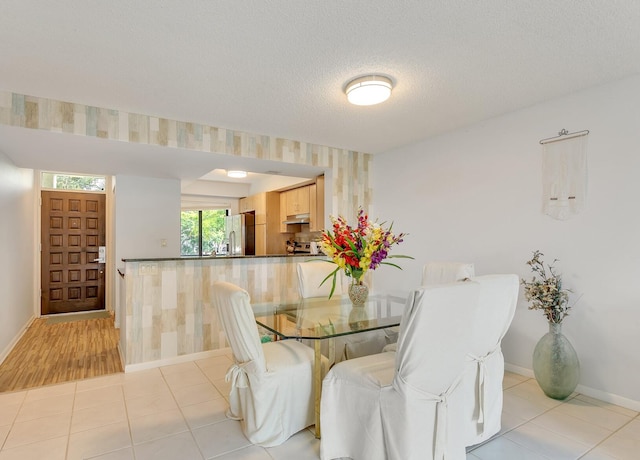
[320,282,482,460]
[461,274,519,446]
[212,281,318,447]
[382,261,476,353]
[422,261,475,285]
[297,262,388,362]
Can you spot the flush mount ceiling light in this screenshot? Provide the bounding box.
[227,170,247,179]
[345,75,393,106]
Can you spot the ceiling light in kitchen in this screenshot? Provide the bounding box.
[345,75,393,106]
[227,170,247,179]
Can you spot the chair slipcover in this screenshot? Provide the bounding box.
[297,260,343,298]
[382,261,476,353]
[422,261,475,285]
[320,282,482,460]
[212,281,318,447]
[297,262,388,362]
[461,275,519,446]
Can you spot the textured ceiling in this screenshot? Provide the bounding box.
[1,1,640,171]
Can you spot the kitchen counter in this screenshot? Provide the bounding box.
[121,253,326,262]
[119,253,329,370]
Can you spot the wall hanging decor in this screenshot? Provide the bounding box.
[539,128,589,220]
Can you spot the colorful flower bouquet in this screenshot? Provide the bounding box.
[319,208,412,298]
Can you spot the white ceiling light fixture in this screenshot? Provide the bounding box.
[345,75,393,106]
[227,170,247,179]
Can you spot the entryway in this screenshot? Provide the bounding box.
[40,189,106,315]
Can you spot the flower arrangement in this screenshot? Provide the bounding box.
[521,250,571,323]
[319,208,412,297]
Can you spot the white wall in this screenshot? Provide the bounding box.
[0,152,35,361]
[114,175,181,263]
[372,74,640,407]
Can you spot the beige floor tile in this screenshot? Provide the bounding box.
[74,384,124,412]
[3,411,71,449]
[160,361,199,376]
[211,376,232,396]
[194,354,233,371]
[579,448,619,460]
[616,417,640,439]
[471,436,550,459]
[574,394,639,418]
[122,374,170,400]
[553,397,633,431]
[133,431,204,460]
[66,421,132,460]
[216,445,273,459]
[0,435,67,460]
[0,391,26,408]
[129,408,189,445]
[266,429,320,460]
[180,398,229,429]
[124,389,178,419]
[0,402,21,426]
[163,368,209,389]
[23,381,76,402]
[71,399,127,434]
[502,392,553,422]
[192,419,251,458]
[503,421,591,459]
[530,409,613,447]
[171,381,223,407]
[0,425,10,447]
[76,373,126,393]
[505,379,566,409]
[14,392,74,423]
[497,410,529,435]
[502,372,529,389]
[584,430,640,459]
[86,447,135,460]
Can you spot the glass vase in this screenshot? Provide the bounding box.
[532,322,580,400]
[348,282,369,306]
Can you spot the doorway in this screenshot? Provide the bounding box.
[41,190,106,315]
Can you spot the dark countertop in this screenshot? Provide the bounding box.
[122,253,327,263]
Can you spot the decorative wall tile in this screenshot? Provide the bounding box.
[0,91,372,218]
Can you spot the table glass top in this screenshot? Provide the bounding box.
[253,293,406,340]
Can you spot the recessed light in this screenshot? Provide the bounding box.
[227,170,247,179]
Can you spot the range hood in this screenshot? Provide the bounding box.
[282,213,310,225]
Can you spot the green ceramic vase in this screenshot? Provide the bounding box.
[532,322,580,400]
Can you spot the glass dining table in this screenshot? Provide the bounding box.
[253,293,406,438]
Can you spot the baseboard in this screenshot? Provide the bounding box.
[505,362,640,412]
[0,315,35,365]
[124,347,232,373]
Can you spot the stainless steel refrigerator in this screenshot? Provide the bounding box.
[225,213,255,256]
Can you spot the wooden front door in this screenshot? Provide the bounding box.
[41,191,106,315]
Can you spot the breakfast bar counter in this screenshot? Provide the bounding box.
[120,254,328,371]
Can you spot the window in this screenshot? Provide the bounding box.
[41,172,105,191]
[181,209,228,256]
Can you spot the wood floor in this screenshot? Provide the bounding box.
[0,312,123,393]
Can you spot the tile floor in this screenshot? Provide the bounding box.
[0,353,638,460]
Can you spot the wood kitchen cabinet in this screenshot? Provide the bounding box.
[284,186,310,216]
[242,191,282,255]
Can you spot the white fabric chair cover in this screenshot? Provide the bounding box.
[422,261,475,285]
[320,282,482,460]
[382,261,476,353]
[296,260,343,298]
[297,262,388,362]
[461,275,519,446]
[212,281,318,447]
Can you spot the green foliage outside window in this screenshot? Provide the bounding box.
[181,209,227,256]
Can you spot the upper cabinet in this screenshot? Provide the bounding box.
[280,176,325,232]
[284,186,310,216]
